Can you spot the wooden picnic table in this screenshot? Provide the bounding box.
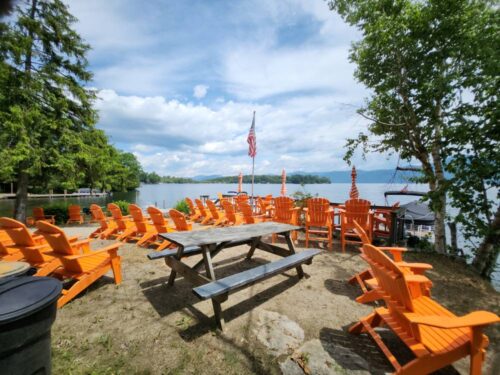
[152,222,320,329]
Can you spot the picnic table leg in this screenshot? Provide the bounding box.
[202,244,225,330]
[167,245,184,286]
[246,236,261,260]
[284,232,304,278]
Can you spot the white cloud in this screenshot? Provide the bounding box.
[65,0,397,176]
[193,84,209,99]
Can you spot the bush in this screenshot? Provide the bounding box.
[42,202,71,224]
[111,200,130,215]
[174,199,190,214]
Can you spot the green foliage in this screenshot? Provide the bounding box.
[174,200,190,214]
[205,174,330,184]
[161,176,197,183]
[291,190,317,209]
[0,0,143,221]
[111,200,130,215]
[328,0,499,273]
[42,202,71,225]
[140,171,162,184]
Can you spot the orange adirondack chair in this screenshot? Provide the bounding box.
[0,228,23,261]
[26,207,55,226]
[304,197,333,250]
[145,206,175,250]
[271,197,300,242]
[373,202,399,238]
[206,199,227,226]
[35,221,122,308]
[234,194,249,209]
[107,203,136,241]
[67,204,84,224]
[88,204,117,239]
[350,243,499,374]
[221,200,244,226]
[124,204,158,244]
[349,221,433,304]
[237,201,265,224]
[169,209,193,231]
[185,198,201,222]
[339,198,373,252]
[0,218,62,275]
[257,197,274,219]
[195,199,213,225]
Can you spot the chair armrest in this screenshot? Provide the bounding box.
[406,311,500,329]
[64,243,122,260]
[396,262,432,271]
[404,274,432,284]
[379,247,407,262]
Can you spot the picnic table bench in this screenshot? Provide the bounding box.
[149,222,320,329]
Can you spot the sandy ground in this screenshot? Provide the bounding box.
[50,225,499,375]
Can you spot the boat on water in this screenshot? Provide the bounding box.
[384,190,435,240]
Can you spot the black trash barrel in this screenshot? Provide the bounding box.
[0,276,62,375]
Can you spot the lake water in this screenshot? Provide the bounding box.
[1,182,497,289]
[0,183,420,216]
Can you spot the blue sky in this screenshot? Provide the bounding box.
[67,0,396,177]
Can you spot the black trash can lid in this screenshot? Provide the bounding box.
[0,276,62,325]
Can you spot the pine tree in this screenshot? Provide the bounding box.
[0,0,97,221]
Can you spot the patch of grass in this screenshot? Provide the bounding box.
[175,315,193,330]
[96,334,112,351]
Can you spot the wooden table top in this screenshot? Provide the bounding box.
[159,222,301,247]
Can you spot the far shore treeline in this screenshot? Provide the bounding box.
[140,172,330,184]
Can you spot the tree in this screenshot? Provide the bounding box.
[0,0,97,221]
[329,0,499,262]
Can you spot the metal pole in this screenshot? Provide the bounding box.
[251,156,255,207]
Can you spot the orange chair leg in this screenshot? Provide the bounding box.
[111,256,122,284]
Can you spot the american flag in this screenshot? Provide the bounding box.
[247,111,256,158]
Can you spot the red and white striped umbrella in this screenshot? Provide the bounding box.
[280,169,287,196]
[237,172,243,193]
[349,166,359,199]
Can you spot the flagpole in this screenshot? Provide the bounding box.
[251,111,255,205]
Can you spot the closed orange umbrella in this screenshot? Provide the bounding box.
[280,169,287,196]
[237,172,243,193]
[349,166,359,199]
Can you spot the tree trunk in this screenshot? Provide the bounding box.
[13,171,29,222]
[472,205,500,278]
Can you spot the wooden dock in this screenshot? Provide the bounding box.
[0,192,109,200]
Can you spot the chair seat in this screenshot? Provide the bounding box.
[412,297,472,354]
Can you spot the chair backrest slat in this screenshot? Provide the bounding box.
[273,197,295,223]
[362,244,414,312]
[33,207,45,221]
[195,199,207,216]
[206,200,220,220]
[221,200,237,223]
[344,199,371,226]
[0,217,37,246]
[306,198,330,226]
[169,209,190,231]
[129,204,148,232]
[185,198,197,216]
[238,201,255,224]
[36,221,77,255]
[147,206,168,232]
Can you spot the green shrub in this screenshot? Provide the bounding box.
[42,202,71,224]
[111,200,130,215]
[174,199,190,214]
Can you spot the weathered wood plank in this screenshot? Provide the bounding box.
[192,249,321,300]
[159,222,302,247]
[147,246,202,260]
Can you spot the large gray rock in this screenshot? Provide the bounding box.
[253,310,305,356]
[280,339,371,375]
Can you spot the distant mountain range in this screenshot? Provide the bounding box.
[193,169,415,184]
